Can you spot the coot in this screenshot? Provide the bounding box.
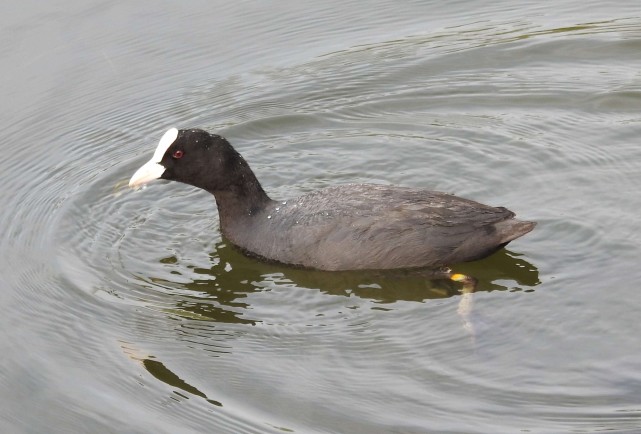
[129,128,535,271]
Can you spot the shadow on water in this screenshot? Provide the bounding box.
[121,341,224,408]
[155,240,540,323]
[129,241,538,408]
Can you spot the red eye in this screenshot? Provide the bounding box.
[172,150,184,159]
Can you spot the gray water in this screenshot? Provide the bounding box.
[2,1,641,433]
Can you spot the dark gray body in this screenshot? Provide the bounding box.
[136,128,535,271]
[219,184,535,270]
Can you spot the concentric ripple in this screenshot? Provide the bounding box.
[3,12,641,433]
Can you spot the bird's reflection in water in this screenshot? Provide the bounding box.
[125,241,538,405]
[157,240,539,325]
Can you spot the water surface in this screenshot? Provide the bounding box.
[2,1,641,433]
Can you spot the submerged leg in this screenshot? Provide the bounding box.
[450,272,478,292]
[449,272,478,345]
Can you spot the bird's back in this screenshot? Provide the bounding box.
[222,184,535,270]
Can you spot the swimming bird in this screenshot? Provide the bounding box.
[129,128,535,271]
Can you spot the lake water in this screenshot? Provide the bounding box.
[2,1,641,433]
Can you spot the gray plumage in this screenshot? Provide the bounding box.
[131,128,535,271]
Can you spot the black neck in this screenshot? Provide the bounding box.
[206,155,273,224]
